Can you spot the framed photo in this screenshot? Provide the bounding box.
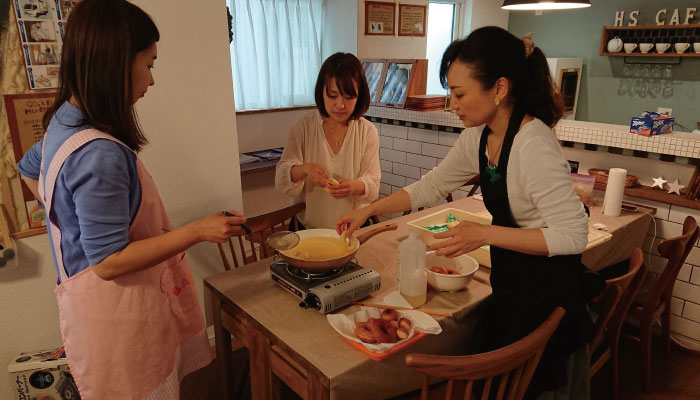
[398,4,426,37]
[378,60,416,108]
[364,1,395,36]
[361,59,387,105]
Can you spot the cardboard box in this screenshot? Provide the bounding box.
[630,111,674,136]
[8,347,81,400]
[407,208,492,267]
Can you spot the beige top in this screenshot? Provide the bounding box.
[275,110,381,229]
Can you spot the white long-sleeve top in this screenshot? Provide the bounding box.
[404,118,589,256]
[275,110,381,229]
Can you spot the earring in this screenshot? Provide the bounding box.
[494,97,500,106]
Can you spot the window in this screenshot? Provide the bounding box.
[229,0,324,111]
[425,1,459,95]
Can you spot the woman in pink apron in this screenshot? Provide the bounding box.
[18,1,247,398]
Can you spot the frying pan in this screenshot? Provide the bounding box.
[278,223,397,271]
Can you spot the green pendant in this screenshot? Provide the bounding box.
[485,164,502,183]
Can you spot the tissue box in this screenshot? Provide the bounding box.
[630,111,674,136]
[8,347,81,400]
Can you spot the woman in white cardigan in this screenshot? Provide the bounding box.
[275,53,381,230]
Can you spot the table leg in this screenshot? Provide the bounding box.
[307,374,330,400]
[249,327,273,400]
[212,295,234,399]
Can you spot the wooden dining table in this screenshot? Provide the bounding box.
[204,196,653,400]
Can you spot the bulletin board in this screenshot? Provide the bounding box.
[364,1,395,36]
[10,0,81,89]
[3,93,54,233]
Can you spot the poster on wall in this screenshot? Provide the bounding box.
[3,93,55,228]
[364,1,395,36]
[10,0,80,89]
[398,4,426,37]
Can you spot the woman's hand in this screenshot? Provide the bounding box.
[429,221,490,258]
[193,210,248,243]
[336,207,372,237]
[303,163,331,188]
[329,178,364,199]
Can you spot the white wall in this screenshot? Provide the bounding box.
[0,0,241,398]
[467,0,509,33]
[357,0,427,59]
[237,109,310,154]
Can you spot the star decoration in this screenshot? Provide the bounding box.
[667,179,685,195]
[651,176,667,189]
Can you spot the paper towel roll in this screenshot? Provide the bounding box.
[603,168,627,217]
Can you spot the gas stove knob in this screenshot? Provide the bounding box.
[301,294,321,310]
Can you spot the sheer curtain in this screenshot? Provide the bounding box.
[229,0,324,110]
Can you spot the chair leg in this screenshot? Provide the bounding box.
[612,344,619,400]
[661,305,672,357]
[640,317,653,393]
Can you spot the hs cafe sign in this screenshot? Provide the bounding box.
[614,8,697,26]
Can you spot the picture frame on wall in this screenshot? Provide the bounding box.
[378,59,417,108]
[361,59,387,105]
[398,4,426,37]
[364,1,395,36]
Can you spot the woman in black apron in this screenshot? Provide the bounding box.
[336,26,603,400]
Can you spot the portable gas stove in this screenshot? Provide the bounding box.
[270,257,381,314]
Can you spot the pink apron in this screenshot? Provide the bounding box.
[38,129,212,399]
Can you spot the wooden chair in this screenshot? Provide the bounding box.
[405,307,565,400]
[402,174,481,216]
[627,215,699,392]
[217,202,305,270]
[589,248,647,400]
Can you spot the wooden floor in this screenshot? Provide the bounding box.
[185,336,700,400]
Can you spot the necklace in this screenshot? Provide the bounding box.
[487,133,505,167]
[325,121,346,149]
[485,134,505,183]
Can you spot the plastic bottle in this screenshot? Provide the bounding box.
[398,230,427,307]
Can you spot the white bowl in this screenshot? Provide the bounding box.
[425,251,479,292]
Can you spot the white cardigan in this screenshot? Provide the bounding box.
[275,110,381,229]
[404,118,589,256]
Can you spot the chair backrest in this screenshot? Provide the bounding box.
[589,248,647,377]
[643,215,698,311]
[445,174,481,203]
[217,202,306,270]
[405,307,565,400]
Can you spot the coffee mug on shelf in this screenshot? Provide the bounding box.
[640,43,654,53]
[624,43,637,53]
[675,43,691,53]
[656,43,671,53]
[694,43,700,53]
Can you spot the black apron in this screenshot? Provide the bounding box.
[474,107,603,399]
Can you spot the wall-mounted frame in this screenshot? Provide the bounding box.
[398,4,426,37]
[364,1,395,36]
[361,59,387,105]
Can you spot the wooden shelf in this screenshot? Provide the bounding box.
[601,52,700,57]
[600,24,700,57]
[594,182,700,210]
